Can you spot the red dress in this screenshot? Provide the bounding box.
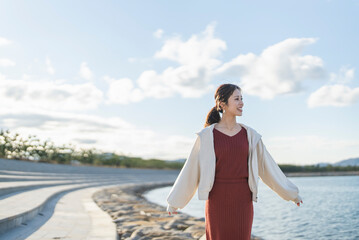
[205,127,253,240]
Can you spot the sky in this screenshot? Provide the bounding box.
[0,0,358,165]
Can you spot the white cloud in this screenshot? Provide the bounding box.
[0,108,196,160]
[0,58,16,67]
[107,23,225,104]
[215,38,327,99]
[136,70,175,98]
[0,76,103,111]
[307,84,359,107]
[0,37,12,46]
[153,29,164,39]
[45,57,55,75]
[329,66,354,84]
[155,22,226,68]
[130,35,332,102]
[79,62,93,80]
[105,76,144,104]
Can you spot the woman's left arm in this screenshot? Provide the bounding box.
[257,139,303,206]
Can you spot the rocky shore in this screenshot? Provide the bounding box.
[92,182,262,240]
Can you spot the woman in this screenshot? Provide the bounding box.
[166,83,303,240]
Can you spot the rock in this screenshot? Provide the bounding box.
[129,226,193,239]
[183,224,206,238]
[163,219,190,231]
[123,220,156,227]
[139,210,152,217]
[199,234,206,240]
[152,236,191,240]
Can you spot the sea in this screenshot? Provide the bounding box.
[143,176,359,240]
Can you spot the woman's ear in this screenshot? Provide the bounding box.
[220,103,225,110]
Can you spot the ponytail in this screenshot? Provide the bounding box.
[204,106,221,127]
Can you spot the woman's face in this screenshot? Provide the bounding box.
[221,89,244,116]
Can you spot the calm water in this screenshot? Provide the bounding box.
[144,176,359,240]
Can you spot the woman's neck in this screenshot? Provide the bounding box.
[217,115,238,130]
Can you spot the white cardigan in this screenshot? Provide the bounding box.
[166,122,302,212]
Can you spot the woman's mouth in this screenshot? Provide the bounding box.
[238,108,242,112]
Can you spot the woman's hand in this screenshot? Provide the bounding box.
[168,210,178,216]
[167,205,179,215]
[296,200,303,207]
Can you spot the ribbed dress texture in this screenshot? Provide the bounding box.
[205,127,253,240]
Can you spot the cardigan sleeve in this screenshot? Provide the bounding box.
[166,135,201,210]
[257,139,302,204]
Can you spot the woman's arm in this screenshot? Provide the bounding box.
[257,139,303,206]
[166,135,201,214]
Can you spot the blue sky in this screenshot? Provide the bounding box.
[0,0,358,165]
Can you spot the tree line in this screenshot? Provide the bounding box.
[0,129,182,169]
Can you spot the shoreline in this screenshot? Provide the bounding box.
[285,171,359,177]
[93,182,263,240]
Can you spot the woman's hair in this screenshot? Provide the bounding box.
[204,83,241,127]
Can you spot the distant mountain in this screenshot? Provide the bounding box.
[317,157,359,167]
[166,158,186,163]
[334,157,359,167]
[317,162,331,167]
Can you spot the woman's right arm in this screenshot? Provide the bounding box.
[166,135,201,215]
